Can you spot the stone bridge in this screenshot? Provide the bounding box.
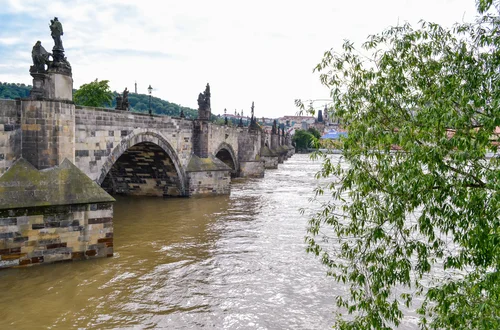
[0,95,293,197]
[0,23,294,269]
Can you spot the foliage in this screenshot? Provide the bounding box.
[0,82,31,99]
[308,127,321,139]
[73,79,113,107]
[319,137,343,150]
[302,3,500,329]
[114,92,201,119]
[477,0,496,13]
[1,80,215,120]
[292,129,318,151]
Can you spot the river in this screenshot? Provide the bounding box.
[0,154,418,329]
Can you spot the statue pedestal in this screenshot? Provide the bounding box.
[29,71,73,101]
[30,72,48,99]
[46,71,73,101]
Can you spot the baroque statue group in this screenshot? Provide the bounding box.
[30,17,71,75]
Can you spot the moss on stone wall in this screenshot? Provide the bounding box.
[186,154,232,172]
[0,158,114,210]
[260,146,277,157]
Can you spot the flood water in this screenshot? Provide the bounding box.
[0,154,417,329]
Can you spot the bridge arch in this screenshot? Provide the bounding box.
[97,129,187,196]
[214,142,239,177]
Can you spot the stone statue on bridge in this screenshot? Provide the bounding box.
[115,95,122,110]
[49,17,64,50]
[197,83,211,110]
[248,101,260,131]
[197,93,205,109]
[197,83,211,120]
[30,41,51,73]
[48,17,71,75]
[115,88,130,110]
[122,88,129,110]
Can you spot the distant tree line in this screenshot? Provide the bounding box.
[0,82,31,99]
[0,81,216,120]
[110,91,202,119]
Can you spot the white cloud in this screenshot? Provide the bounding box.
[0,0,478,117]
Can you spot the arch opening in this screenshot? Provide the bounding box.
[215,148,237,178]
[101,141,183,197]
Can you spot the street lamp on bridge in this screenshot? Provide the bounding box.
[148,85,153,116]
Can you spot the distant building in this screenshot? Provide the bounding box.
[278,115,315,131]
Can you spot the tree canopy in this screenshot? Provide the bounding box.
[303,1,500,329]
[113,91,201,119]
[73,79,113,107]
[292,128,320,152]
[0,80,216,121]
[0,82,30,99]
[73,80,210,119]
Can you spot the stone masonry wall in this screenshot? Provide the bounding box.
[239,161,265,178]
[237,130,265,177]
[261,156,279,169]
[0,100,21,177]
[0,202,113,269]
[238,130,261,162]
[208,124,240,157]
[271,134,280,151]
[187,170,231,195]
[192,120,209,158]
[74,107,193,182]
[263,131,272,148]
[21,99,75,169]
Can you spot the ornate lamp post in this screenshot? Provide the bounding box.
[148,85,153,116]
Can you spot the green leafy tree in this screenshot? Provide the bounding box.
[292,129,317,152]
[302,2,500,329]
[74,79,113,107]
[307,127,321,139]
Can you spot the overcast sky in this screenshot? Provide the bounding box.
[0,0,478,118]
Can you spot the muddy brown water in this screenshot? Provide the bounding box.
[0,154,420,329]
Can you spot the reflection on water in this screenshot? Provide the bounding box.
[0,154,415,329]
